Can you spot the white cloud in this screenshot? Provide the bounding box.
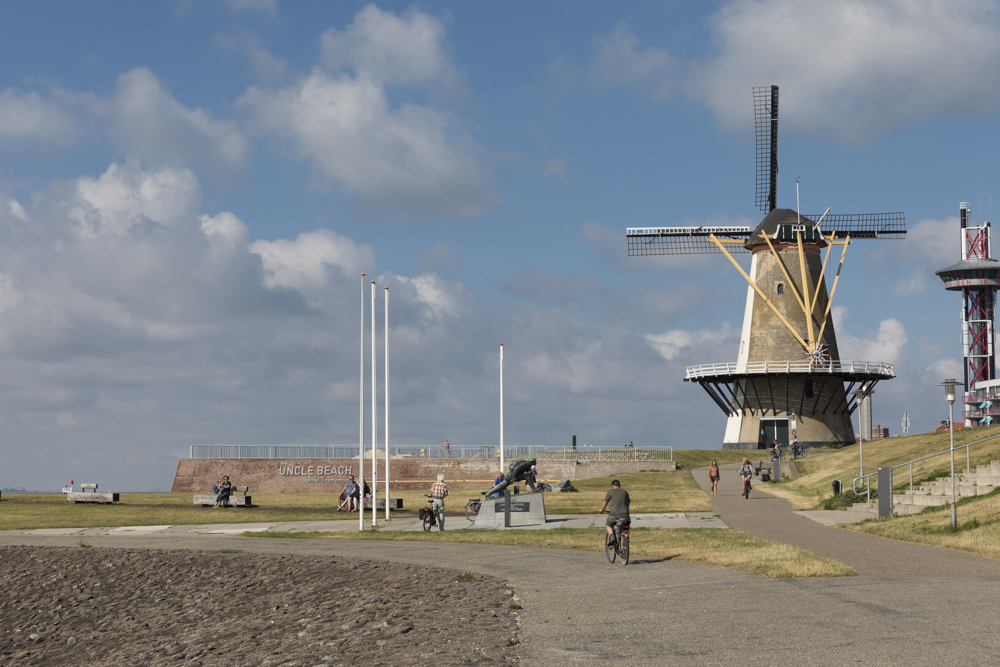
[0,88,78,148]
[590,23,677,101]
[252,228,374,292]
[396,273,463,319]
[242,6,496,219]
[694,0,1000,139]
[320,5,459,88]
[69,161,200,238]
[108,68,248,168]
[836,314,908,364]
[200,211,249,246]
[7,199,28,222]
[865,216,957,295]
[243,69,496,218]
[646,323,736,361]
[927,357,963,380]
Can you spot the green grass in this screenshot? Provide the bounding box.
[762,425,1000,510]
[848,488,1000,560]
[1,463,725,530]
[245,526,856,579]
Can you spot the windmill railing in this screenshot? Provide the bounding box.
[685,360,895,380]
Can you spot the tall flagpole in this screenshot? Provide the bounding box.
[384,286,390,521]
[359,273,365,531]
[370,281,377,527]
[500,343,504,474]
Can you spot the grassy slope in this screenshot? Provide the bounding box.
[763,425,1000,510]
[850,489,1000,559]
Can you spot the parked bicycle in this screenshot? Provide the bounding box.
[420,497,443,531]
[465,498,482,521]
[604,516,630,565]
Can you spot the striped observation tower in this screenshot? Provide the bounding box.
[937,203,1000,426]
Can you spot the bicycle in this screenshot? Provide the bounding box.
[604,516,630,565]
[421,497,444,531]
[465,498,482,521]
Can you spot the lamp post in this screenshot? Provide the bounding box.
[938,378,961,529]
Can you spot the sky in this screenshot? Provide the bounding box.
[1,0,998,491]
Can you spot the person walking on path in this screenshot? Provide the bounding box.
[708,460,720,496]
[213,476,232,508]
[598,480,631,542]
[739,458,754,499]
[429,473,449,531]
[442,440,451,458]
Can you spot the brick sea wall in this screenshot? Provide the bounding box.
[171,458,676,493]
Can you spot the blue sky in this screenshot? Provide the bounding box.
[1,0,997,490]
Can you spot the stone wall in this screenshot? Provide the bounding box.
[171,458,676,493]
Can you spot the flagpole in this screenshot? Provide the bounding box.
[370,280,377,527]
[359,273,365,531]
[384,286,390,521]
[500,343,504,474]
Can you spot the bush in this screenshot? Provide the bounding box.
[820,488,877,510]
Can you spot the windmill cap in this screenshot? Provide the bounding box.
[745,208,821,251]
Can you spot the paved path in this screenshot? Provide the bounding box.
[694,463,1000,578]
[6,479,1000,665]
[11,511,727,537]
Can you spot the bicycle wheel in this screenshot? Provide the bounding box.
[619,531,630,565]
[605,529,617,564]
[465,500,481,521]
[422,510,433,531]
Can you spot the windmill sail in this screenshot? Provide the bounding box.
[754,85,779,213]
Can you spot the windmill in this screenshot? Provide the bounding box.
[627,86,906,450]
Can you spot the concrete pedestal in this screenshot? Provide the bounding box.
[475,492,546,527]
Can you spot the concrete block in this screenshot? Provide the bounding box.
[475,491,546,527]
[193,495,251,507]
[66,492,118,504]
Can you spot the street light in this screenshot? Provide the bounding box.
[938,378,961,529]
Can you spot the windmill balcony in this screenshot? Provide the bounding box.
[684,360,894,380]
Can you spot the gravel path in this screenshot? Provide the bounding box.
[0,545,519,666]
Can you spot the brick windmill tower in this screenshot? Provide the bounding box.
[627,86,906,450]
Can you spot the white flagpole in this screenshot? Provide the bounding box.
[370,280,377,527]
[500,343,504,474]
[384,285,390,521]
[359,273,365,531]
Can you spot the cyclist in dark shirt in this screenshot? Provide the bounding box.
[598,479,630,541]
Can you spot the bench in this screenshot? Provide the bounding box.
[362,497,403,510]
[66,483,119,504]
[194,486,251,507]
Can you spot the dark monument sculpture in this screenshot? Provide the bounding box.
[483,458,539,497]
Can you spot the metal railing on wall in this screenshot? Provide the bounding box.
[189,444,674,462]
[851,432,1000,505]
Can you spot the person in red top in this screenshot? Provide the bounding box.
[428,473,449,531]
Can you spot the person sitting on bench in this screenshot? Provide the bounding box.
[213,476,232,508]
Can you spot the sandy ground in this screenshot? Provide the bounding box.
[0,545,520,666]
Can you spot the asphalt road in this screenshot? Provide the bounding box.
[5,470,1000,665]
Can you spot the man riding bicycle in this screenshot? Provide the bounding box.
[598,479,630,542]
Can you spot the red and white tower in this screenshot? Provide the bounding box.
[937,203,1000,425]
